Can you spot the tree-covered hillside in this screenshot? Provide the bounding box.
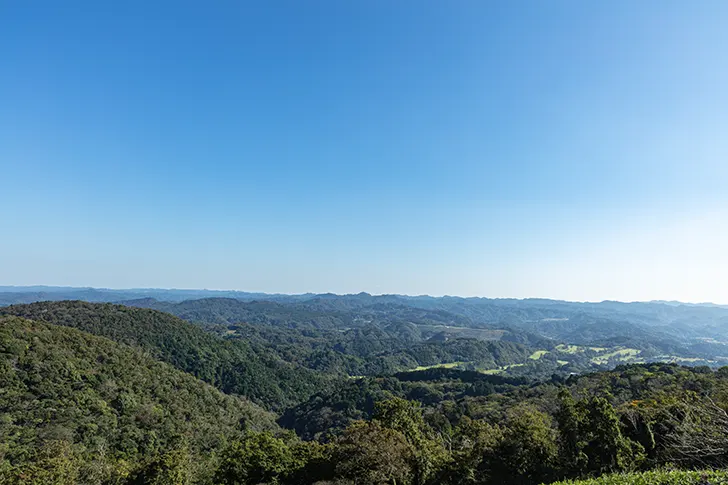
[280,362,728,456]
[121,296,720,379]
[3,305,728,484]
[117,294,728,365]
[1,300,541,380]
[4,288,728,364]
[0,316,278,484]
[210,319,532,376]
[0,301,335,409]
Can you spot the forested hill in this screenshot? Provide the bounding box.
[122,296,547,346]
[0,301,335,409]
[0,316,278,483]
[4,287,728,360]
[125,298,538,376]
[281,361,728,442]
[114,295,728,377]
[4,301,728,484]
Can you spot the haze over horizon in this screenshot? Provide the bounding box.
[1,284,726,307]
[3,2,727,303]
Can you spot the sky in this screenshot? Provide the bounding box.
[2,1,727,302]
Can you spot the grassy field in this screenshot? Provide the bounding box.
[591,348,641,365]
[671,357,706,362]
[550,469,728,485]
[418,325,507,340]
[556,344,583,354]
[529,350,550,360]
[553,344,643,365]
[395,343,655,378]
[478,363,525,375]
[479,368,502,375]
[408,361,468,372]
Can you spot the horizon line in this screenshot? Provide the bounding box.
[0,284,725,307]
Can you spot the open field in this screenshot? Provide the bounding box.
[409,361,468,371]
[420,325,508,340]
[591,348,641,365]
[555,344,583,354]
[529,350,549,360]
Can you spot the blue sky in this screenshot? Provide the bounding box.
[2,1,727,302]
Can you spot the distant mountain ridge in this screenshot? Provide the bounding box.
[3,286,728,363]
[1,285,726,307]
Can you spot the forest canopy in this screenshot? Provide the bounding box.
[2,299,728,484]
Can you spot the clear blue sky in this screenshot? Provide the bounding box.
[2,1,727,302]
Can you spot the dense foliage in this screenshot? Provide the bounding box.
[279,369,530,440]
[4,289,728,358]
[119,296,728,371]
[1,300,544,380]
[0,301,334,409]
[550,469,728,485]
[0,316,277,484]
[214,320,531,377]
[156,365,728,485]
[3,296,728,484]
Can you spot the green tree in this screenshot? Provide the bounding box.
[583,396,644,474]
[438,417,504,485]
[373,398,448,485]
[487,406,558,485]
[556,389,589,477]
[1,440,80,485]
[214,433,295,485]
[334,421,415,485]
[287,441,336,485]
[129,446,191,485]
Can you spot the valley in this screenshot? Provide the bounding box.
[2,289,728,484]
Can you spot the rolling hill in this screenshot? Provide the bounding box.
[0,315,278,483]
[0,301,335,409]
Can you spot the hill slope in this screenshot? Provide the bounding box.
[0,315,278,483]
[0,301,334,409]
[122,297,536,376]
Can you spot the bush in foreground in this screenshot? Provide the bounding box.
[550,469,728,485]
